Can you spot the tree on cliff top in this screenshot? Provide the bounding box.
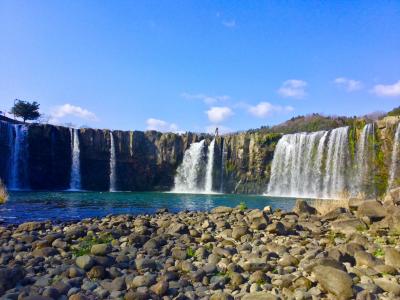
[10,99,41,123]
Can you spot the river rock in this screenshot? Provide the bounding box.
[357,200,387,221]
[384,247,400,268]
[313,265,354,299]
[91,243,111,256]
[293,199,317,215]
[374,278,400,296]
[76,255,94,271]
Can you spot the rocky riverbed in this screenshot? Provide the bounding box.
[1,190,400,299]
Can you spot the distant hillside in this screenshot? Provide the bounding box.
[249,107,399,135]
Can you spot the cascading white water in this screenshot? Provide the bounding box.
[353,123,374,195]
[268,130,327,198]
[173,140,206,193]
[69,128,81,190]
[267,124,382,199]
[389,123,400,189]
[129,131,134,157]
[8,124,29,190]
[322,127,349,198]
[220,140,226,193]
[109,131,117,192]
[204,139,216,192]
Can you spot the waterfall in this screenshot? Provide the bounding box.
[389,123,400,189]
[220,140,226,193]
[267,124,382,199]
[204,139,216,192]
[322,127,349,198]
[353,124,375,196]
[129,131,134,156]
[8,124,29,190]
[69,128,81,190]
[173,140,206,193]
[109,131,117,192]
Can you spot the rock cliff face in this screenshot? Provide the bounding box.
[1,116,398,195]
[0,120,279,193]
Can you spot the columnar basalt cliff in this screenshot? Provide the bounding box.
[0,115,399,195]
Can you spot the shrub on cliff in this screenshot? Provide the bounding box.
[388,106,400,117]
[0,180,8,204]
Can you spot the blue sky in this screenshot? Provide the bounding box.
[0,1,399,132]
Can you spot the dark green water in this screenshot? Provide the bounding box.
[0,191,298,224]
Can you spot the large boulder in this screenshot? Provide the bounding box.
[247,209,269,230]
[293,199,317,215]
[356,200,387,221]
[0,266,25,296]
[211,206,233,214]
[313,265,354,299]
[331,218,367,235]
[385,247,400,269]
[16,221,44,232]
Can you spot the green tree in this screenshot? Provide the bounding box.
[10,99,41,123]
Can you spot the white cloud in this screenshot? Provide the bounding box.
[206,106,233,123]
[248,102,294,118]
[222,20,236,28]
[334,77,363,91]
[277,79,307,98]
[371,80,400,97]
[181,92,230,105]
[146,118,179,132]
[50,104,98,124]
[205,125,232,134]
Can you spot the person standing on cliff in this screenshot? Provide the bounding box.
[215,127,219,137]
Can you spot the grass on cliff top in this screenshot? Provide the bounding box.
[0,180,8,204]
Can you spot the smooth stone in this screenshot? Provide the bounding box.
[313,265,354,299]
[75,255,94,271]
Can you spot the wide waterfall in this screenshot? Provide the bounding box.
[173,140,207,193]
[389,123,400,189]
[8,124,29,190]
[267,124,377,199]
[69,128,81,190]
[204,139,215,192]
[109,131,117,192]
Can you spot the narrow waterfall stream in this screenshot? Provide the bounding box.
[389,123,400,189]
[173,140,206,193]
[204,139,215,192]
[353,123,375,195]
[69,128,81,190]
[220,141,226,193]
[267,124,377,199]
[109,131,117,192]
[8,124,29,190]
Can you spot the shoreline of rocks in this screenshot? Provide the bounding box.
[1,192,400,299]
